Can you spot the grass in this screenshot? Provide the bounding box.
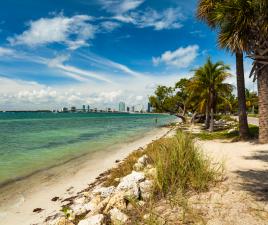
[193,124,259,141]
[147,131,221,195]
[248,113,259,118]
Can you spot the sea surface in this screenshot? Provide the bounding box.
[0,112,175,186]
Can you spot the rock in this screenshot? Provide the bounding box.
[139,180,154,199]
[51,196,60,202]
[53,217,75,225]
[104,192,128,212]
[134,155,149,171]
[110,207,129,224]
[145,168,157,178]
[137,155,149,165]
[92,186,115,198]
[33,207,44,213]
[78,214,104,225]
[117,171,145,192]
[74,196,87,204]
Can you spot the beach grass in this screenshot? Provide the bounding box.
[192,124,259,141]
[147,131,221,195]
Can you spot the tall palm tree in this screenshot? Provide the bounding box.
[189,58,233,131]
[197,0,250,139]
[208,0,268,143]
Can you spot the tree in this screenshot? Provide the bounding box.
[197,0,250,139]
[188,58,233,131]
[208,0,268,142]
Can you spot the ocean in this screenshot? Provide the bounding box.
[0,112,175,186]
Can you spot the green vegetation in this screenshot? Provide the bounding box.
[147,131,221,195]
[197,0,267,143]
[193,124,259,141]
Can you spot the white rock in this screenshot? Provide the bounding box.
[110,207,129,224]
[92,186,115,198]
[137,155,149,165]
[139,180,154,200]
[74,197,87,204]
[78,214,104,225]
[117,171,145,191]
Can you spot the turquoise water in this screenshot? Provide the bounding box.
[0,112,175,185]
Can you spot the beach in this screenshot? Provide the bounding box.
[0,125,172,225]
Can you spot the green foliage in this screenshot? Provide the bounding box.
[193,124,259,140]
[147,131,221,195]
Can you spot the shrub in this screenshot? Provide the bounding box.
[147,131,221,195]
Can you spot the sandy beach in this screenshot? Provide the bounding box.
[0,127,172,225]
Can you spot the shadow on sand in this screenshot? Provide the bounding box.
[235,150,268,202]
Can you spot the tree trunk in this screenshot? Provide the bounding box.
[205,101,210,129]
[209,92,214,132]
[258,65,268,143]
[236,52,250,139]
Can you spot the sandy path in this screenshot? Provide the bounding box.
[198,139,268,203]
[0,127,172,225]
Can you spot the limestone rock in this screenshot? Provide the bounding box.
[92,186,115,198]
[78,214,104,225]
[104,192,128,212]
[134,155,149,170]
[116,171,145,192]
[53,217,75,225]
[110,207,129,224]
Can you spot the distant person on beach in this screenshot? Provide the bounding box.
[155,117,158,124]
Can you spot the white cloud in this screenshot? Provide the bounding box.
[46,54,113,83]
[100,0,144,14]
[100,21,121,32]
[0,47,15,56]
[153,45,199,68]
[129,7,184,30]
[0,71,183,110]
[8,15,96,50]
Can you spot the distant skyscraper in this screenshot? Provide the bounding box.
[82,105,86,112]
[119,102,126,112]
[126,106,130,112]
[87,105,90,112]
[147,103,151,113]
[71,106,76,112]
[131,106,135,112]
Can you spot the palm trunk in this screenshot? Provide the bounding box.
[236,52,250,139]
[209,92,214,132]
[258,66,268,143]
[205,101,210,129]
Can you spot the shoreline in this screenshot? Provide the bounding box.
[0,126,173,225]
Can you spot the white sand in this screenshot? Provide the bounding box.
[198,139,268,200]
[0,127,172,225]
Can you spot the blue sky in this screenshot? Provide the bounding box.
[0,0,255,110]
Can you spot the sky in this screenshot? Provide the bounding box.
[0,0,255,111]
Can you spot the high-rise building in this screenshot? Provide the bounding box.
[87,105,90,112]
[119,102,126,112]
[71,106,76,112]
[131,106,135,112]
[126,106,130,112]
[147,103,151,113]
[82,105,86,112]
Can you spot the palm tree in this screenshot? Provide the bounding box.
[197,0,250,139]
[207,0,268,143]
[189,58,233,131]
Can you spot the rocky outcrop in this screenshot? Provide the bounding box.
[48,154,154,225]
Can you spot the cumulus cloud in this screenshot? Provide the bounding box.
[8,15,96,50]
[153,45,199,68]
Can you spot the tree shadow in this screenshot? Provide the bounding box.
[235,150,268,202]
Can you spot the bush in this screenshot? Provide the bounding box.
[147,131,221,195]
